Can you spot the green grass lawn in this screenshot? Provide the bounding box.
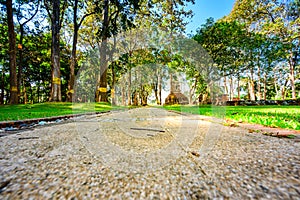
[163,105,300,130]
[0,102,116,121]
[1,103,299,131]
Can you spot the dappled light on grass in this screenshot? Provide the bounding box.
[0,102,114,121]
[163,105,300,130]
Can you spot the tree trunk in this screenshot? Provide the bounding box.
[111,63,116,105]
[17,26,24,103]
[170,74,173,93]
[289,54,296,99]
[263,73,267,100]
[141,86,148,106]
[189,77,197,105]
[6,0,18,104]
[0,70,4,104]
[274,80,279,99]
[127,66,132,106]
[281,79,289,100]
[23,80,27,104]
[153,82,158,105]
[121,84,125,106]
[50,0,61,102]
[249,80,255,101]
[202,92,208,104]
[37,82,40,103]
[281,87,286,100]
[67,0,94,102]
[237,73,240,100]
[223,75,228,95]
[158,74,162,105]
[67,1,78,102]
[17,1,39,103]
[133,90,138,106]
[110,36,117,105]
[229,74,233,101]
[257,65,261,100]
[290,67,296,99]
[97,0,109,102]
[249,68,255,101]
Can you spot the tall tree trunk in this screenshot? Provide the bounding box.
[263,73,267,100]
[249,68,255,101]
[281,87,286,100]
[0,70,4,104]
[98,0,109,102]
[50,0,61,102]
[257,65,261,100]
[6,0,18,104]
[170,74,173,93]
[153,69,159,105]
[37,82,40,103]
[281,79,289,100]
[229,74,233,101]
[237,73,240,100]
[121,84,125,106]
[141,86,147,106]
[111,36,117,105]
[127,60,132,105]
[111,63,116,105]
[289,53,296,99]
[223,75,228,95]
[158,74,162,105]
[67,0,94,102]
[274,78,279,99]
[17,2,39,103]
[133,90,138,106]
[290,66,296,99]
[67,0,78,102]
[153,82,158,104]
[23,80,27,104]
[189,77,198,105]
[17,26,24,103]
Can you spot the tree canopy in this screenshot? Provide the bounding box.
[0,0,299,105]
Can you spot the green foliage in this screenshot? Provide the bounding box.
[226,0,299,99]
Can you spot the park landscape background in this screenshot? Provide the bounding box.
[0,0,299,129]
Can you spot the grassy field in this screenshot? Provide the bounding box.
[1,103,299,130]
[163,105,300,130]
[0,102,116,121]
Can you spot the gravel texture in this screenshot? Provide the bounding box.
[0,107,299,199]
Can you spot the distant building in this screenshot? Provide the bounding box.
[164,80,188,105]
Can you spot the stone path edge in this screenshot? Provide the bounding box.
[0,111,111,130]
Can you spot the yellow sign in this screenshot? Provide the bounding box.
[111,89,115,98]
[53,77,61,85]
[11,86,18,92]
[67,89,74,94]
[99,87,107,92]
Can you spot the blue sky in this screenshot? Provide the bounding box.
[185,0,236,34]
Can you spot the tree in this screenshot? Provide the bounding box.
[94,0,141,102]
[6,0,18,104]
[151,0,195,104]
[193,19,250,100]
[227,0,299,99]
[44,0,68,102]
[67,0,95,102]
[16,0,40,103]
[0,22,9,104]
